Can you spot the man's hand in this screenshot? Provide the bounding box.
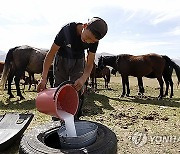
[37,78,47,92]
[73,78,85,91]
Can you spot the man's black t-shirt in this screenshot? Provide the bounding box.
[54,22,99,59]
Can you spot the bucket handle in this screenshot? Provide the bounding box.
[53,80,75,100]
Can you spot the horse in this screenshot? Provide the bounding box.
[137,55,180,98]
[98,53,166,99]
[89,63,111,89]
[110,55,180,98]
[111,56,180,98]
[0,45,52,99]
[22,68,54,92]
[22,72,38,91]
[95,66,111,89]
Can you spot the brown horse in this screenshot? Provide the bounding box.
[22,67,54,92]
[137,55,180,98]
[22,72,38,91]
[98,53,166,99]
[105,55,180,98]
[89,63,111,89]
[0,45,51,99]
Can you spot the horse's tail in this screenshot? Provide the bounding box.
[0,46,18,90]
[162,55,180,86]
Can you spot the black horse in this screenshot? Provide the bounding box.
[98,54,180,99]
[0,45,54,99]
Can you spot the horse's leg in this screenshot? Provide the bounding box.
[21,72,25,93]
[125,76,130,97]
[169,67,174,98]
[7,71,15,98]
[14,71,25,100]
[31,73,37,90]
[47,70,54,88]
[91,77,94,89]
[163,77,169,97]
[107,72,111,89]
[28,73,33,90]
[157,76,164,99]
[137,77,145,95]
[104,77,107,89]
[84,79,89,93]
[106,78,108,89]
[106,77,108,89]
[121,75,126,97]
[95,77,97,90]
[169,78,174,98]
[163,66,174,98]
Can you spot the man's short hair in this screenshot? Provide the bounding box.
[87,17,108,40]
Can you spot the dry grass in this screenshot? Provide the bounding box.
[0,74,179,154]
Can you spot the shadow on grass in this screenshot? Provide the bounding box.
[108,94,180,108]
[130,96,180,108]
[0,99,36,110]
[95,88,118,92]
[84,92,115,116]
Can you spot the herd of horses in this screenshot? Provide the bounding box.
[0,45,180,100]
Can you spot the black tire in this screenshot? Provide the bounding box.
[19,120,117,154]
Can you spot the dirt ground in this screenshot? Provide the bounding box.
[83,75,180,154]
[0,74,179,154]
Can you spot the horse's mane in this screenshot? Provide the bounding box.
[100,54,133,60]
[117,54,133,57]
[99,55,117,60]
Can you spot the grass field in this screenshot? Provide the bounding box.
[0,74,179,154]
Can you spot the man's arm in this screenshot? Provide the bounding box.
[74,52,95,91]
[37,43,60,92]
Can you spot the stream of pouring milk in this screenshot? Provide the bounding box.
[57,110,77,137]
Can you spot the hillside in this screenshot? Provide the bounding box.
[174,58,180,66]
[95,52,115,64]
[0,53,6,62]
[0,51,180,66]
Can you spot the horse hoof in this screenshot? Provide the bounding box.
[121,94,125,97]
[138,92,142,96]
[126,94,130,97]
[9,95,15,99]
[20,96,25,100]
[170,94,174,98]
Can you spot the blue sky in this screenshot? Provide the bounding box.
[0,0,180,59]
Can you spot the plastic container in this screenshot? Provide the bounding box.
[36,81,79,120]
[57,121,98,149]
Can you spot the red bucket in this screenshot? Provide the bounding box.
[36,81,79,120]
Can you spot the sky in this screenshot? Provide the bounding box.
[0,0,180,59]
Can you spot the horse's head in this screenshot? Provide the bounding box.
[98,56,105,70]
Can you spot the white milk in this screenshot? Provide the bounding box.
[57,110,77,137]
